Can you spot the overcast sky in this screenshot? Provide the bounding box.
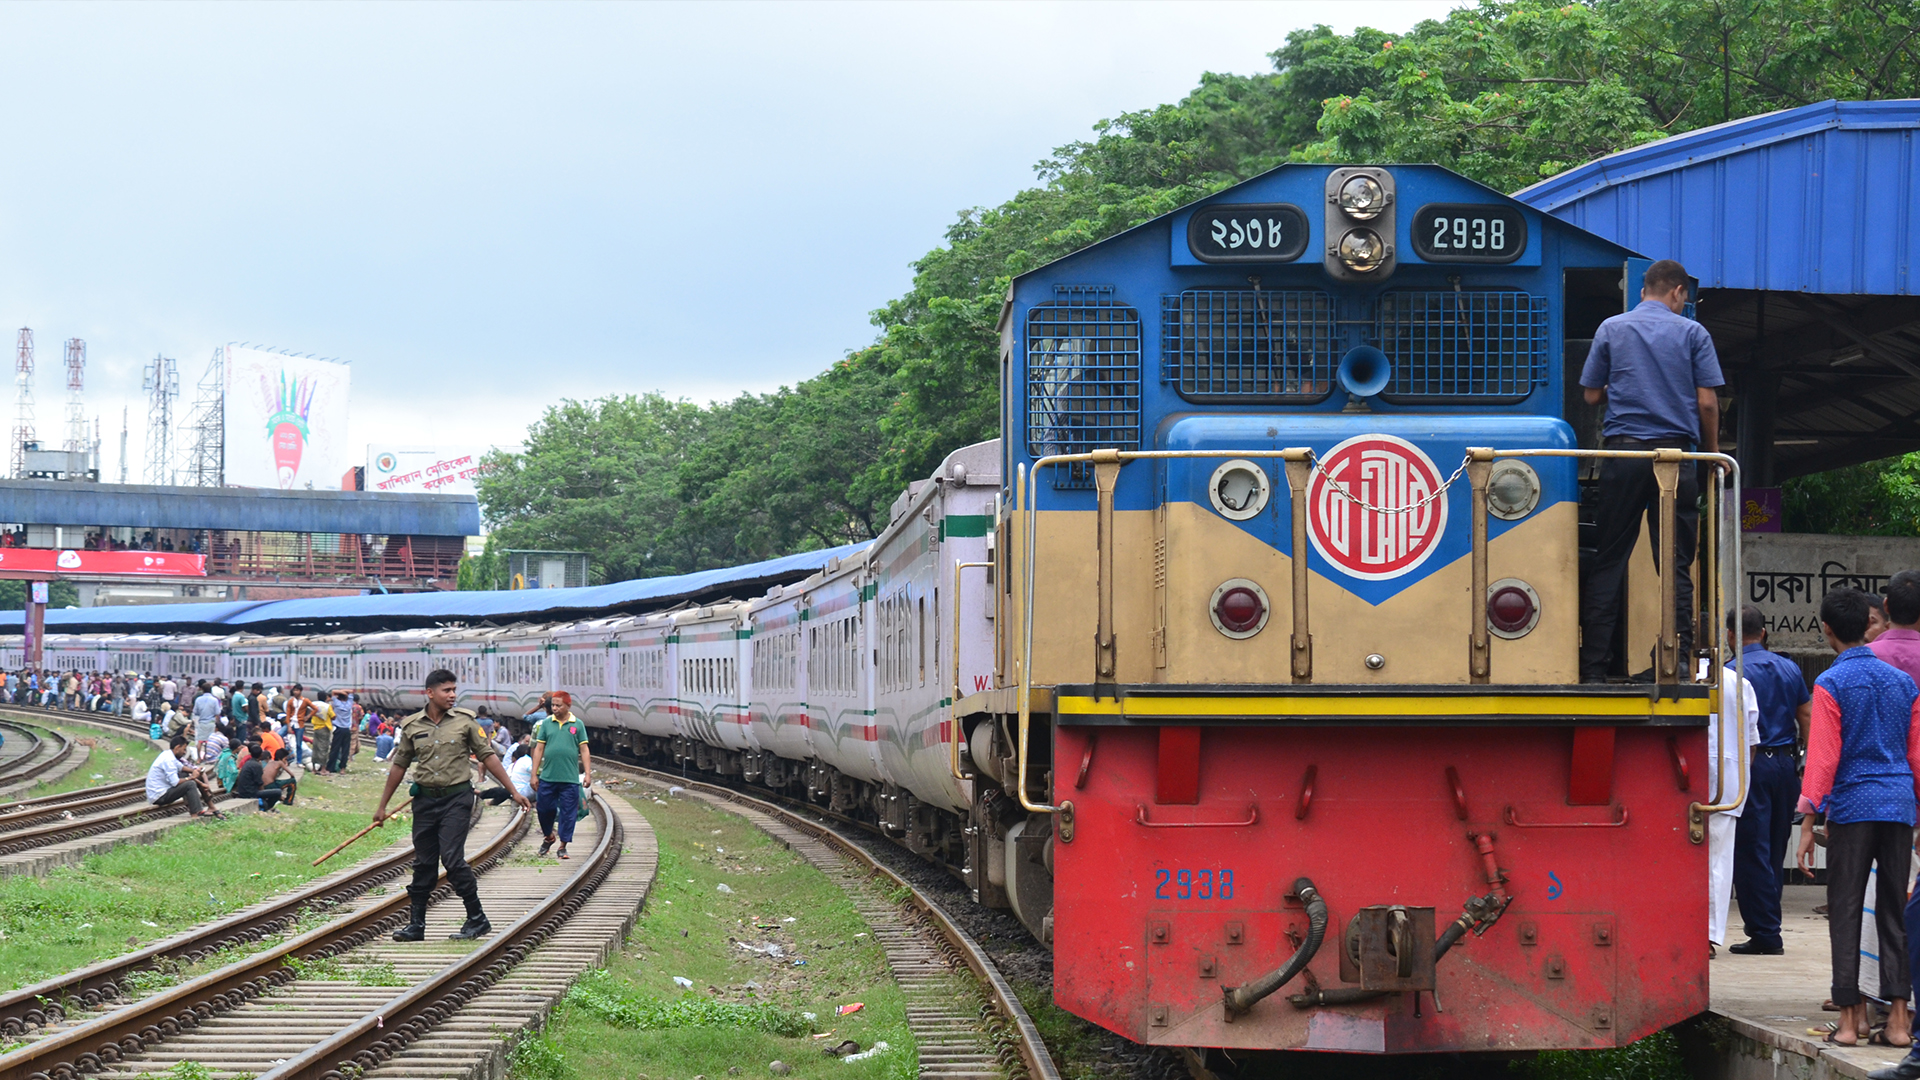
[0,1,1461,481]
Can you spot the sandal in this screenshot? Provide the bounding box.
[557,845,569,859]
[538,837,553,857]
[1817,1024,1857,1046]
[1870,1026,1912,1048]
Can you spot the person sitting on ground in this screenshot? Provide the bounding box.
[480,744,536,805]
[147,735,217,818]
[232,741,296,812]
[374,718,395,762]
[1797,587,1920,1049]
[213,741,238,793]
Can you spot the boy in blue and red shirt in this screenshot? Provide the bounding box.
[1798,587,1920,1051]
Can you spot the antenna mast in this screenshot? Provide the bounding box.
[63,338,85,456]
[142,355,178,485]
[11,328,32,479]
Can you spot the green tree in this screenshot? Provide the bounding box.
[480,1,1920,574]
[1784,455,1920,536]
[0,580,80,609]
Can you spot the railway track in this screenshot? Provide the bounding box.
[0,789,654,1080]
[602,760,1061,1080]
[0,723,75,790]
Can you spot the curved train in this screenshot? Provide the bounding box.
[7,163,1740,1059]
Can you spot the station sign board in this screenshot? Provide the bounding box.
[365,446,494,495]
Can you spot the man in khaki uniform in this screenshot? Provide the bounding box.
[373,668,530,940]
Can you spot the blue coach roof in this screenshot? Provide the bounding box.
[1514,99,1920,294]
[0,479,479,536]
[0,539,874,633]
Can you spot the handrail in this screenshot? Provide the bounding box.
[1014,446,1747,822]
[950,560,992,782]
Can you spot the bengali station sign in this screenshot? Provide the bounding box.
[0,550,206,577]
[1744,534,1920,650]
[366,446,494,495]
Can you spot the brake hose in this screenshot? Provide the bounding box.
[1223,877,1327,1017]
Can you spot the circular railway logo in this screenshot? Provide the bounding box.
[1305,434,1449,581]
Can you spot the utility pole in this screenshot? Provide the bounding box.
[11,329,32,479]
[117,407,128,484]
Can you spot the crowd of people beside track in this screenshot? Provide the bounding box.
[1707,575,1920,1080]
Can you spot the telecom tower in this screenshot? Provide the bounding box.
[11,329,32,479]
[142,355,178,486]
[183,346,224,487]
[63,339,85,455]
[118,407,128,484]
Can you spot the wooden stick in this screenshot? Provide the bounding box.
[311,798,413,867]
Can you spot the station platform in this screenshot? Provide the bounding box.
[1713,884,1914,1078]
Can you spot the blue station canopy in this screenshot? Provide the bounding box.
[0,540,874,634]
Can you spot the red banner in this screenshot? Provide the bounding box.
[0,549,207,577]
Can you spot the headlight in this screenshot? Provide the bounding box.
[1337,228,1386,273]
[1486,460,1541,520]
[1208,459,1271,521]
[1337,175,1387,219]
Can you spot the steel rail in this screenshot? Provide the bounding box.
[259,792,620,1080]
[0,802,469,1037]
[0,724,74,791]
[0,804,530,1080]
[0,778,144,817]
[605,761,1061,1080]
[0,784,149,834]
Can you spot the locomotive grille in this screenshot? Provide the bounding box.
[1160,289,1338,402]
[1374,290,1549,401]
[1026,286,1142,488]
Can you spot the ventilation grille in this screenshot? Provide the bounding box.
[1161,290,1338,403]
[1026,287,1141,488]
[1374,291,1548,400]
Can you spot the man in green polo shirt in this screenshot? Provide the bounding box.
[530,691,592,859]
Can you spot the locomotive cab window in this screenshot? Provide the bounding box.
[1026,286,1141,488]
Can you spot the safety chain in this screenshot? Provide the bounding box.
[1305,449,1476,516]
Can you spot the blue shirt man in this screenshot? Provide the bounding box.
[1725,607,1813,956]
[1575,259,1725,681]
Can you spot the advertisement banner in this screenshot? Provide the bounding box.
[223,345,351,490]
[366,446,493,495]
[0,550,206,577]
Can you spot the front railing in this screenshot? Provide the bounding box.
[1005,446,1746,835]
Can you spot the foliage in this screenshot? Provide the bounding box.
[0,580,78,610]
[1512,1030,1689,1080]
[1783,454,1920,536]
[455,533,506,592]
[563,971,810,1036]
[478,1,1920,572]
[508,1032,576,1080]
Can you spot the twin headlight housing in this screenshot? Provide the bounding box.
[1325,167,1396,280]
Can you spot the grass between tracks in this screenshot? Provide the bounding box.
[0,744,394,991]
[511,783,915,1080]
[13,722,155,800]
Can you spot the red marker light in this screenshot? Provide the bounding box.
[1216,587,1264,634]
[1488,585,1536,635]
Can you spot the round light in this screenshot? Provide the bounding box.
[1209,578,1271,639]
[1208,459,1271,520]
[1487,578,1541,639]
[1337,228,1386,273]
[1218,588,1262,632]
[1338,175,1386,219]
[1486,460,1541,520]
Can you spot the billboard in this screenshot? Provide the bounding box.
[223,345,351,490]
[366,446,494,495]
[0,550,205,577]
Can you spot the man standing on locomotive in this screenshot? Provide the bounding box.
[372,668,532,941]
[1577,258,1725,682]
[1726,604,1813,956]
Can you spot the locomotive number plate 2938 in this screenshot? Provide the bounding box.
[1410,202,1528,263]
[1155,868,1235,900]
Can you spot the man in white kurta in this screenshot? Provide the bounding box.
[1709,661,1763,948]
